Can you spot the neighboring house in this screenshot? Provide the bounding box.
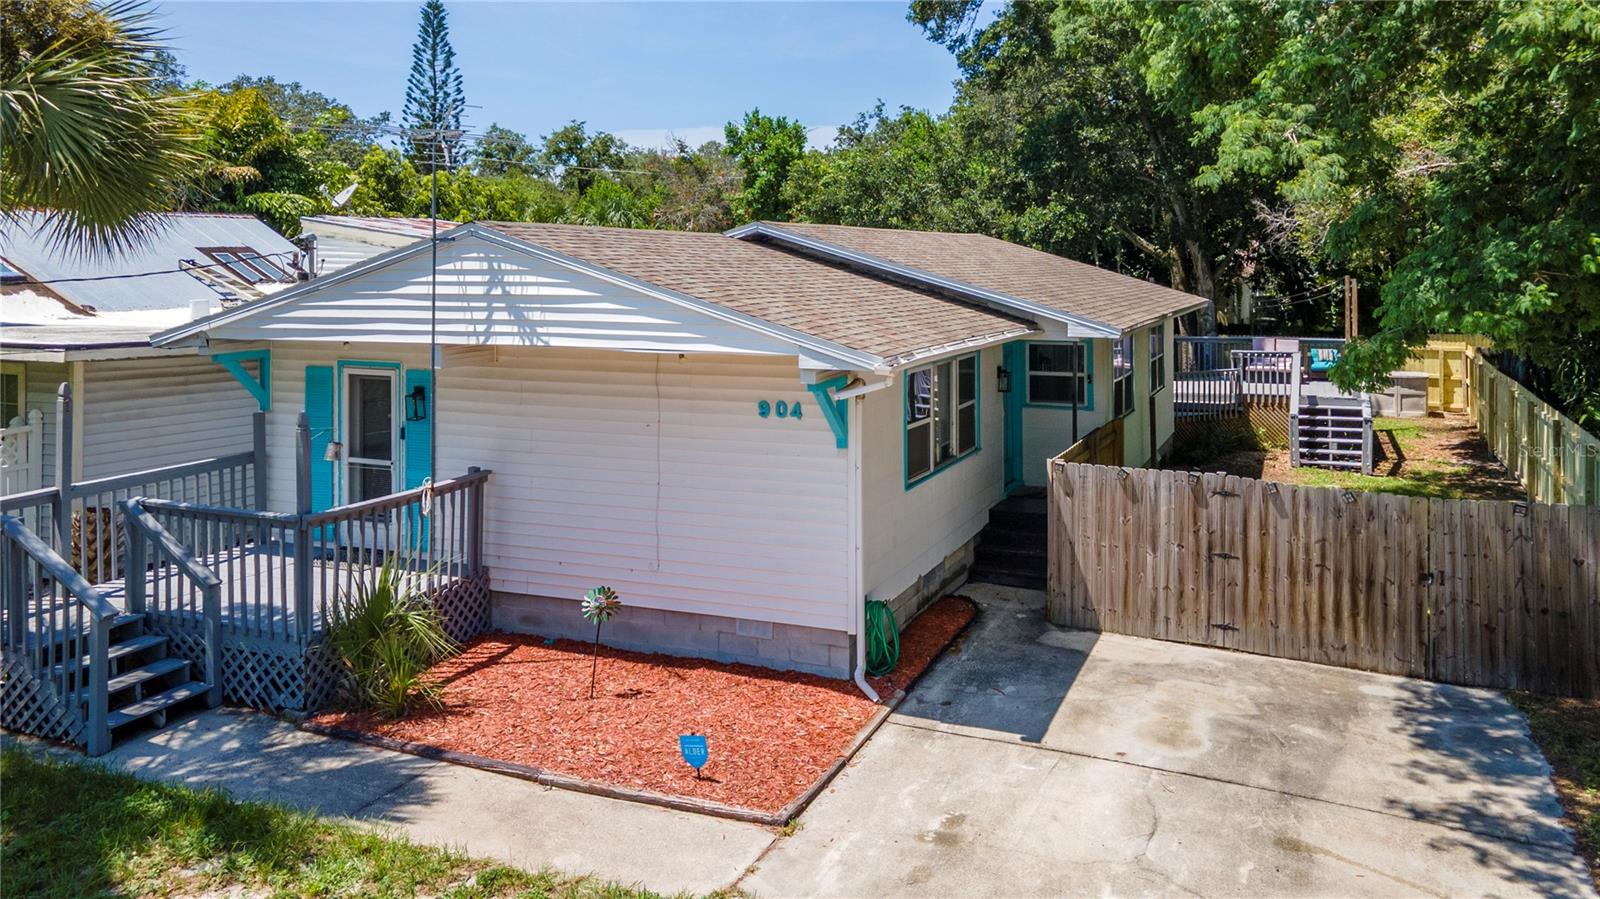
[0,212,308,491]
[150,220,1205,679]
[297,214,456,275]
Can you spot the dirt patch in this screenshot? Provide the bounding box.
[310,596,975,814]
[1170,414,1526,500]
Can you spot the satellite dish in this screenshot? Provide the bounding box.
[332,182,358,208]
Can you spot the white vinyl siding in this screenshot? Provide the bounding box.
[78,356,260,479]
[865,345,1004,605]
[261,342,852,632]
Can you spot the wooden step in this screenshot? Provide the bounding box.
[50,633,166,677]
[22,613,144,655]
[105,657,190,695]
[107,681,209,729]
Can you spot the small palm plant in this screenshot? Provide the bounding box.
[325,557,457,718]
[581,586,622,699]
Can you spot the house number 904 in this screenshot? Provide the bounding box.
[757,400,803,420]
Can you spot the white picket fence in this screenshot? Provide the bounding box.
[0,409,44,494]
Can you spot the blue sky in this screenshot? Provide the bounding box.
[157,1,969,149]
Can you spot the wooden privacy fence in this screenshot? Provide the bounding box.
[1467,350,1600,506]
[1402,334,1489,414]
[1057,417,1124,465]
[1047,462,1600,697]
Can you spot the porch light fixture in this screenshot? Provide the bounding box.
[406,384,428,422]
[996,365,1012,394]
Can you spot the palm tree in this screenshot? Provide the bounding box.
[0,0,195,253]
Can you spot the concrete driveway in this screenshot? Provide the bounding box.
[745,582,1595,898]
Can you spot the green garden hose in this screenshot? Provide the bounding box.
[865,600,900,676]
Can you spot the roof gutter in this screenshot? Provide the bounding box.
[727,222,1122,340]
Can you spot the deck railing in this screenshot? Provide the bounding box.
[0,513,118,755]
[1173,368,1243,420]
[123,468,489,646]
[0,384,264,585]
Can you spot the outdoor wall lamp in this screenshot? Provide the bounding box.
[996,365,1012,394]
[406,384,428,421]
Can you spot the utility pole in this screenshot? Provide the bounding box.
[1343,276,1359,341]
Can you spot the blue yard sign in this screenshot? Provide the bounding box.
[679,734,708,776]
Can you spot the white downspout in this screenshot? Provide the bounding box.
[847,389,880,702]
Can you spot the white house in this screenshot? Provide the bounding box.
[0,212,314,492]
[150,220,1206,685]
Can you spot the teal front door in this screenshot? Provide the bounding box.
[1002,341,1025,493]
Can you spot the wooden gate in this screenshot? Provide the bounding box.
[1047,462,1600,697]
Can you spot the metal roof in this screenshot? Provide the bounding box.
[0,212,301,313]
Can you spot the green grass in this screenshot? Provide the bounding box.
[1508,693,1600,890]
[0,747,667,899]
[1289,464,1496,500]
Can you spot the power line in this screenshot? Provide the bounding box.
[17,250,300,286]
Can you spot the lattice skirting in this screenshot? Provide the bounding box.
[0,654,86,746]
[430,571,491,645]
[146,571,490,716]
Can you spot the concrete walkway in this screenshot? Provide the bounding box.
[743,582,1596,897]
[86,709,773,895]
[23,581,1593,897]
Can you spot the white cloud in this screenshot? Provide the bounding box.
[613,124,841,152]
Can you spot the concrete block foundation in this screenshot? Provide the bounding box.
[490,593,851,678]
[876,536,976,627]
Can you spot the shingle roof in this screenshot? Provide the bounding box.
[485,222,1034,366]
[745,221,1209,332]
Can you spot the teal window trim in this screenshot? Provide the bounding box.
[904,352,980,490]
[212,349,271,412]
[805,375,850,449]
[1022,340,1094,411]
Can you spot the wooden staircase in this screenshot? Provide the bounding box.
[969,492,1048,590]
[1292,394,1374,473]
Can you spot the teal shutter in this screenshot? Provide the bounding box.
[304,365,335,512]
[403,368,432,489]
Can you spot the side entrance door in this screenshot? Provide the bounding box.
[343,368,398,504]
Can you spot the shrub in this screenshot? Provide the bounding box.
[325,557,457,718]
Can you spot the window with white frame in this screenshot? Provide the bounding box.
[905,354,978,483]
[1112,333,1136,417]
[1026,342,1089,407]
[1149,322,1166,395]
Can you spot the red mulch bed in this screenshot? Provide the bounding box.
[310,596,975,814]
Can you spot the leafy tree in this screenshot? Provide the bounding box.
[540,120,628,195]
[723,108,808,222]
[785,104,998,234]
[562,177,657,228]
[1139,1,1600,419]
[907,1,1294,304]
[349,146,422,216]
[219,74,390,168]
[402,0,465,172]
[472,122,538,176]
[0,0,196,251]
[644,138,739,232]
[181,87,329,234]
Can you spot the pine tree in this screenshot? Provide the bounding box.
[402,0,466,173]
